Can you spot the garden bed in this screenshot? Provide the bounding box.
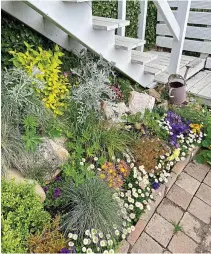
[1,40,211,254]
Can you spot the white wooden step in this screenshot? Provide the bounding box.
[206,57,211,69]
[115,35,145,50]
[144,66,163,76]
[131,51,158,65]
[93,16,130,31]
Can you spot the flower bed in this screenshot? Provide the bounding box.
[1,42,210,254]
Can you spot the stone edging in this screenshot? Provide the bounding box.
[117,147,200,253]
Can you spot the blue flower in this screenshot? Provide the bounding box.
[152,182,160,190]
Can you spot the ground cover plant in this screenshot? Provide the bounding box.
[1,38,210,254]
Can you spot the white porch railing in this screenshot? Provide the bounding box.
[117,0,191,75]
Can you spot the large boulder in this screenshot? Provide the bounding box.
[103,101,129,123]
[128,91,155,115]
[148,88,161,102]
[5,169,46,202]
[37,137,69,169]
[36,137,69,182]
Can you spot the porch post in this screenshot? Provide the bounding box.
[137,0,148,52]
[168,0,191,74]
[117,0,127,36]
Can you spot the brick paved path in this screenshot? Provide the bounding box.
[130,161,211,253]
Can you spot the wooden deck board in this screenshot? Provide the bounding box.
[146,51,211,105]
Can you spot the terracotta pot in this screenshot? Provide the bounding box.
[168,74,186,105]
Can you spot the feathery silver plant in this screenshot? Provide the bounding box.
[70,53,116,124]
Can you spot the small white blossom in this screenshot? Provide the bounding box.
[68,241,74,247]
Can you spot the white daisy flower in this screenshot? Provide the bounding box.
[108,240,113,246]
[94,157,98,161]
[73,234,78,240]
[100,240,106,247]
[83,238,89,245]
[68,233,73,238]
[85,230,90,236]
[115,230,119,236]
[86,248,92,254]
[68,241,74,247]
[82,247,87,252]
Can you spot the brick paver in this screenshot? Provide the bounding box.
[145,213,174,247]
[166,184,192,209]
[184,162,210,182]
[131,232,163,253]
[168,231,198,253]
[175,172,200,195]
[180,212,203,243]
[157,198,184,224]
[204,171,211,187]
[196,183,211,206]
[127,160,211,254]
[188,197,211,224]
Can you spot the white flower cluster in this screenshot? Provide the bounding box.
[68,228,116,254]
[113,162,154,227]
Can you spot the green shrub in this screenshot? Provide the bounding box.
[61,178,122,237]
[9,43,70,115]
[1,180,51,253]
[196,113,211,165]
[1,11,78,71]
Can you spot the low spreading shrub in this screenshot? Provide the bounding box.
[132,136,170,172]
[27,216,67,253]
[2,180,51,253]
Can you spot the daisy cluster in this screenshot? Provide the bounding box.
[68,229,117,254]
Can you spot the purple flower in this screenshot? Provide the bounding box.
[56,175,62,182]
[152,182,160,190]
[43,186,49,192]
[53,187,61,199]
[59,248,71,253]
[165,111,190,147]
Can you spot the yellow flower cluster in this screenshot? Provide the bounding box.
[190,123,203,134]
[9,42,70,115]
[167,148,181,161]
[99,161,131,188]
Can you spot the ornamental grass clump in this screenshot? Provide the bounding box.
[61,178,122,238]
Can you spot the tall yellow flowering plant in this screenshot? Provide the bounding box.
[9,42,69,115]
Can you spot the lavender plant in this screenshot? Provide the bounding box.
[70,52,116,124]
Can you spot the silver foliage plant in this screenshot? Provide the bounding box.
[70,52,116,124]
[1,68,52,176]
[1,68,51,128]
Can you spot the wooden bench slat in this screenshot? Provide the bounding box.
[168,1,211,10]
[157,24,211,41]
[156,36,211,54]
[158,11,211,26]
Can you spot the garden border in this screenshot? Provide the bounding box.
[117,146,200,253]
